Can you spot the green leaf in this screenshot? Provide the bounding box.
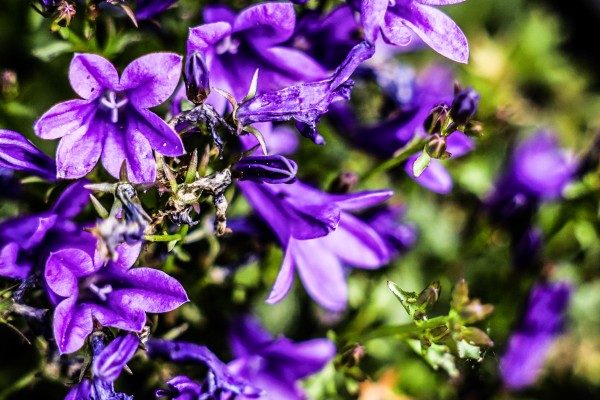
[32,41,74,62]
[243,69,260,103]
[412,151,431,178]
[243,126,268,156]
[387,280,419,319]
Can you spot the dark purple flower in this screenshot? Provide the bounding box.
[147,338,263,399]
[187,3,327,111]
[0,129,56,180]
[486,131,574,229]
[235,41,375,144]
[359,0,469,63]
[184,50,211,105]
[233,155,298,184]
[45,242,188,353]
[238,179,391,311]
[66,332,139,400]
[0,181,92,280]
[360,205,417,258]
[134,0,177,20]
[34,53,184,183]
[500,281,571,390]
[291,5,362,70]
[450,87,480,125]
[227,316,335,399]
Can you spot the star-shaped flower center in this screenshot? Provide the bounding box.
[100,90,129,124]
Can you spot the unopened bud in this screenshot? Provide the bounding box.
[1,70,18,100]
[184,51,210,105]
[451,278,469,311]
[464,120,484,137]
[459,300,494,323]
[424,104,450,135]
[450,88,480,125]
[329,171,358,194]
[339,344,365,368]
[425,134,450,159]
[417,280,441,310]
[233,155,298,184]
[460,327,494,347]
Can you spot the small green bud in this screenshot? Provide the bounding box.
[451,278,469,311]
[460,327,494,347]
[459,300,494,324]
[425,134,450,159]
[464,120,484,137]
[417,280,441,311]
[424,104,450,135]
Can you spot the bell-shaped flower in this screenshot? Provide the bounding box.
[500,281,572,390]
[186,2,327,111]
[227,316,335,399]
[0,180,92,280]
[359,0,469,63]
[238,179,391,311]
[0,129,56,180]
[34,52,184,183]
[45,242,188,354]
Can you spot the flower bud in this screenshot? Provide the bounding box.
[1,70,19,100]
[233,155,298,184]
[424,104,450,135]
[184,51,210,105]
[464,120,484,137]
[425,134,450,159]
[450,88,480,125]
[328,171,358,194]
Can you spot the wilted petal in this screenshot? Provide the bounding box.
[389,3,469,63]
[293,239,347,311]
[121,53,182,109]
[69,53,119,100]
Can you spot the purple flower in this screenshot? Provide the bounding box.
[486,131,574,229]
[235,41,375,144]
[45,242,188,353]
[291,5,362,70]
[34,53,184,183]
[147,338,263,399]
[187,3,327,111]
[66,332,139,400]
[359,0,469,63]
[500,281,571,390]
[360,205,417,258]
[233,155,298,184]
[0,129,56,180]
[238,179,391,311]
[227,316,335,399]
[0,181,92,280]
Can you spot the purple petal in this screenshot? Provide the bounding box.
[187,22,232,53]
[101,119,155,183]
[263,47,328,82]
[133,108,185,157]
[500,332,554,390]
[52,180,91,219]
[45,249,98,298]
[233,2,296,47]
[389,3,469,63]
[266,241,296,305]
[406,156,453,194]
[93,333,140,382]
[69,53,119,100]
[322,213,389,268]
[263,338,336,379]
[203,5,236,24]
[229,316,274,358]
[34,99,96,140]
[0,243,32,280]
[121,53,182,109]
[326,189,393,211]
[112,242,142,270]
[381,12,414,46]
[56,122,103,180]
[292,239,347,312]
[361,0,389,44]
[418,0,466,5]
[0,130,56,180]
[53,296,91,354]
[446,130,475,158]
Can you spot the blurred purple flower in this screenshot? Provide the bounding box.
[148,338,263,399]
[238,180,391,311]
[34,53,184,183]
[0,129,56,180]
[227,316,335,399]
[500,281,572,390]
[134,0,177,20]
[0,181,92,280]
[360,205,417,258]
[359,0,469,63]
[45,242,188,353]
[66,332,139,400]
[187,2,327,111]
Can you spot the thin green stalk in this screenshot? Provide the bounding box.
[347,316,449,344]
[361,136,426,182]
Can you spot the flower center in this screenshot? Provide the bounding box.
[100,91,129,123]
[88,282,113,302]
[215,35,241,55]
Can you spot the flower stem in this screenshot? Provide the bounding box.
[348,316,449,343]
[361,135,427,182]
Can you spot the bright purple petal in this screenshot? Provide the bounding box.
[69,53,119,100]
[0,243,32,280]
[203,5,236,24]
[93,333,140,382]
[381,12,414,46]
[56,122,103,179]
[53,296,92,354]
[187,22,232,53]
[361,0,389,44]
[446,130,474,158]
[134,108,185,157]
[0,130,56,180]
[233,2,296,46]
[418,0,466,5]
[45,249,97,298]
[266,241,296,305]
[406,155,453,194]
[51,180,91,219]
[121,53,182,109]
[34,99,96,140]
